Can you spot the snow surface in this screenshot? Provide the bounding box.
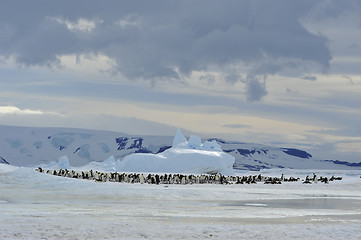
[1,163,361,240]
[116,129,235,175]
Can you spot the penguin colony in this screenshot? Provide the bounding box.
[35,167,343,185]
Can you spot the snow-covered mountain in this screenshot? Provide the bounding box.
[0,125,360,170]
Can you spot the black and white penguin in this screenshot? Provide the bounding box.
[155,174,160,185]
[305,175,311,182]
[180,175,186,185]
[139,174,145,184]
[303,179,312,184]
[313,173,318,183]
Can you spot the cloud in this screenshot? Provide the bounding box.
[336,142,361,154]
[222,123,251,129]
[225,73,242,85]
[0,108,188,136]
[0,0,344,101]
[199,74,216,85]
[54,17,100,33]
[342,75,354,84]
[0,106,45,115]
[245,77,268,102]
[302,75,317,81]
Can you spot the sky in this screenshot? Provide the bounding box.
[0,0,361,162]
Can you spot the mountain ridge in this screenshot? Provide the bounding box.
[0,125,360,170]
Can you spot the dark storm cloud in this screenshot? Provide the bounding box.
[0,0,338,100]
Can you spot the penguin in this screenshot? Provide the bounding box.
[129,174,135,183]
[303,179,312,184]
[115,172,120,182]
[168,174,173,184]
[155,175,160,185]
[139,174,145,184]
[215,174,220,184]
[257,174,263,181]
[146,174,151,184]
[102,173,108,182]
[181,176,186,185]
[150,175,155,184]
[313,173,318,183]
[162,174,167,184]
[173,174,178,184]
[323,177,329,184]
[94,171,101,182]
[118,173,124,182]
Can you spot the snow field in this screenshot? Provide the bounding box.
[1,166,361,239]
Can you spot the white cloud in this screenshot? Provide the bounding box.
[57,53,116,77]
[115,15,142,29]
[0,106,44,115]
[54,17,100,33]
[336,142,361,154]
[0,106,61,116]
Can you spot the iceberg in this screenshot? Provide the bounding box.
[172,128,188,147]
[40,155,71,169]
[118,129,235,175]
[78,156,118,172]
[57,156,71,169]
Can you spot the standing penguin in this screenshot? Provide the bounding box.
[181,176,186,185]
[313,173,318,183]
[139,174,145,184]
[155,175,160,185]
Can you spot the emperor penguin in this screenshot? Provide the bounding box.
[155,174,160,185]
[139,174,145,184]
[124,174,129,183]
[313,173,318,183]
[94,171,100,182]
[181,176,186,185]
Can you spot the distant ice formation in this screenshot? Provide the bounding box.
[40,129,235,175]
[117,129,235,175]
[41,155,71,170]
